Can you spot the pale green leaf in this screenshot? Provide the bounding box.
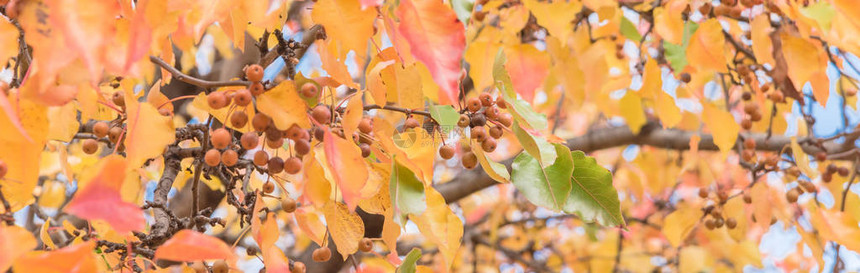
[564,151,625,227]
[511,143,573,211]
[390,159,427,224]
[396,248,422,273]
[513,120,558,166]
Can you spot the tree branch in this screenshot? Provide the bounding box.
[150,56,250,89]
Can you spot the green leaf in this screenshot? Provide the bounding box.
[563,151,625,227]
[390,159,426,224]
[474,145,510,182]
[513,120,558,166]
[620,17,642,41]
[450,0,474,25]
[429,105,460,132]
[396,248,422,273]
[511,143,573,211]
[663,21,698,72]
[493,49,548,130]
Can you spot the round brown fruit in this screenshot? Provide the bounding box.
[359,143,372,158]
[268,157,284,174]
[281,197,298,213]
[205,149,221,166]
[496,98,507,109]
[726,217,737,229]
[210,128,232,149]
[249,82,265,96]
[285,125,304,140]
[112,92,125,107]
[108,126,123,143]
[698,187,708,198]
[471,126,487,143]
[234,89,253,107]
[285,156,302,174]
[679,73,692,83]
[292,262,306,273]
[359,238,373,252]
[254,150,269,166]
[484,106,499,120]
[294,139,311,156]
[263,181,275,194]
[467,97,482,112]
[741,117,752,130]
[301,83,319,98]
[93,122,109,138]
[462,151,478,169]
[786,188,799,203]
[231,111,249,128]
[457,114,470,128]
[479,93,493,107]
[312,105,332,124]
[470,113,487,127]
[498,114,513,127]
[481,138,497,152]
[704,218,715,230]
[212,260,229,273]
[743,138,756,149]
[245,64,265,82]
[207,92,229,109]
[743,191,752,204]
[312,247,332,262]
[82,139,98,154]
[266,137,284,149]
[252,113,272,132]
[815,152,827,161]
[240,132,259,150]
[489,125,503,139]
[439,145,455,160]
[404,117,419,129]
[189,262,206,273]
[358,118,373,134]
[222,149,239,167]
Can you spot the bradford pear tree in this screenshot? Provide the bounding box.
[0,0,859,272]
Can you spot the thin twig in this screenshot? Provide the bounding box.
[150,56,250,89]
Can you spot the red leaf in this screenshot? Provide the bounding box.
[505,44,550,102]
[323,126,368,211]
[64,155,144,233]
[154,230,236,262]
[396,0,465,105]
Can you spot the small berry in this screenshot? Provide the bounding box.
[263,181,275,194]
[439,145,455,159]
[240,132,259,150]
[313,127,325,141]
[741,117,753,130]
[92,122,109,138]
[189,262,206,273]
[457,114,470,128]
[718,191,729,204]
[234,89,253,106]
[254,150,269,166]
[245,64,265,82]
[404,117,419,129]
[268,157,284,174]
[212,260,229,273]
[786,188,799,203]
[484,106,499,120]
[815,152,827,161]
[112,92,125,107]
[312,105,332,124]
[313,248,332,262]
[489,125,503,139]
[698,188,709,198]
[210,128,232,149]
[726,218,737,229]
[294,139,311,156]
[359,143,372,158]
[769,90,784,102]
[358,118,373,134]
[301,83,319,98]
[285,157,302,174]
[205,149,221,166]
[281,197,298,213]
[743,191,752,204]
[481,138,497,152]
[252,113,272,132]
[479,93,493,107]
[293,262,306,273]
[246,246,259,256]
[462,151,478,169]
[285,125,304,140]
[471,126,487,143]
[108,127,123,143]
[714,217,724,228]
[679,73,691,83]
[265,126,283,141]
[470,114,486,127]
[222,149,239,167]
[839,167,850,177]
[467,97,482,112]
[496,98,507,109]
[231,111,249,128]
[358,238,373,252]
[249,82,265,96]
[742,92,752,101]
[207,92,229,109]
[704,218,715,230]
[82,139,98,154]
[743,138,756,150]
[498,114,513,127]
[266,137,284,149]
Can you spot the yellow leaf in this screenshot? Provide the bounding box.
[317,40,357,88]
[123,89,175,170]
[810,205,860,253]
[619,91,646,134]
[305,149,333,207]
[256,80,311,130]
[324,201,365,259]
[686,19,728,73]
[382,208,401,258]
[701,102,739,157]
[653,0,685,45]
[47,103,80,142]
[662,202,701,247]
[410,188,463,270]
[640,57,662,99]
[791,137,818,177]
[311,0,376,58]
[781,33,830,106]
[655,91,681,128]
[679,246,714,273]
[522,0,582,42]
[382,63,423,110]
[0,17,18,70]
[40,218,57,250]
[750,15,776,66]
[295,207,327,246]
[546,37,585,107]
[0,95,48,212]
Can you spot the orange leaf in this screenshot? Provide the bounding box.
[154,230,236,262]
[781,33,830,106]
[0,17,17,67]
[504,44,550,103]
[686,19,727,73]
[0,225,37,271]
[13,241,97,273]
[295,207,327,246]
[64,155,144,233]
[396,0,465,104]
[323,126,369,210]
[311,0,376,58]
[44,0,120,85]
[124,87,176,169]
[254,213,290,272]
[0,95,48,212]
[750,15,776,66]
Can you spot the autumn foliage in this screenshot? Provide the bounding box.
[3,0,860,272]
